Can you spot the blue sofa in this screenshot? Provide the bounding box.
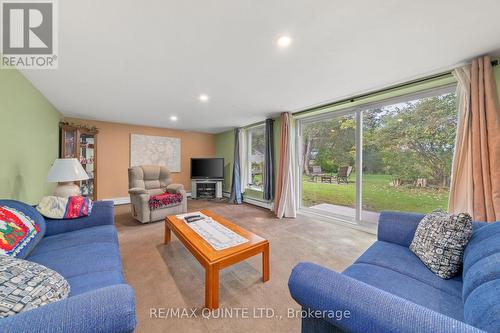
[289,211,500,333]
[0,200,137,333]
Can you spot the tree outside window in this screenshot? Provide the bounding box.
[247,125,266,190]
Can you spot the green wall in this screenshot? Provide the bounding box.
[215,129,235,193]
[0,70,61,204]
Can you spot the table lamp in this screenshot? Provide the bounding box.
[46,158,89,197]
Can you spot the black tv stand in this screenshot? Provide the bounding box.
[191,179,223,200]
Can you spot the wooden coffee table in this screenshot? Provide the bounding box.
[164,209,270,309]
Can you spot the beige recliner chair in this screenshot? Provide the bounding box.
[128,165,187,223]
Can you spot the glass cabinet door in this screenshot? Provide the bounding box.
[62,128,77,158]
[79,133,95,199]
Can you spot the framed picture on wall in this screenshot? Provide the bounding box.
[130,134,181,172]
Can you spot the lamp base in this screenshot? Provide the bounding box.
[53,182,81,198]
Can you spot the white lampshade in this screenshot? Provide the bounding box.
[46,158,89,182]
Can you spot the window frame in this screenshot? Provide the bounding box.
[295,83,458,229]
[246,123,266,192]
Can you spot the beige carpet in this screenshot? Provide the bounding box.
[114,199,375,333]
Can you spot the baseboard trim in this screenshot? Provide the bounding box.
[243,196,272,210]
[105,197,130,205]
[222,191,273,210]
[105,192,192,206]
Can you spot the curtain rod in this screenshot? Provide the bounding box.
[293,71,453,117]
[294,59,498,117]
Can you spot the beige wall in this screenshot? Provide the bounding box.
[65,118,215,199]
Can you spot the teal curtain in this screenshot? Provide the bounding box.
[263,119,275,200]
[229,128,243,204]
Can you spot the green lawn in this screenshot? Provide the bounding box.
[302,173,449,214]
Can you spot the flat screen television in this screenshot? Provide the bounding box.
[191,158,224,179]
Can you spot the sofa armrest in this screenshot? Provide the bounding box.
[128,187,148,195]
[377,211,425,247]
[166,183,185,193]
[0,284,136,333]
[44,200,114,237]
[288,262,483,333]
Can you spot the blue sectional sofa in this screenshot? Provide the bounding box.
[289,211,500,333]
[0,200,137,333]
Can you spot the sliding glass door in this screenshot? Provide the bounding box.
[361,89,457,223]
[298,85,457,227]
[300,111,357,221]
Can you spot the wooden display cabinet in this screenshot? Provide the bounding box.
[60,123,98,200]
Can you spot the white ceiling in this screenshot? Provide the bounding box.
[22,0,500,133]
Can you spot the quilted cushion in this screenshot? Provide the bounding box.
[410,209,472,279]
[0,200,46,258]
[148,192,183,210]
[36,196,93,219]
[0,255,69,318]
[463,222,500,332]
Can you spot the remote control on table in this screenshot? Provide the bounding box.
[184,215,203,223]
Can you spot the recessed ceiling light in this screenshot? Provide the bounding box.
[199,94,209,102]
[170,115,178,121]
[277,35,292,48]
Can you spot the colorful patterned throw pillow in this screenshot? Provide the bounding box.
[36,196,93,219]
[0,200,46,258]
[410,209,473,279]
[0,255,70,318]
